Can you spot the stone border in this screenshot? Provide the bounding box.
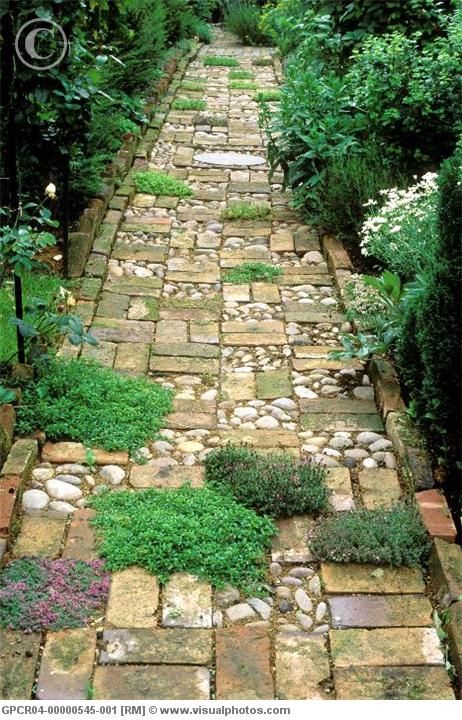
[68,41,200,277]
[321,230,462,694]
[0,438,38,558]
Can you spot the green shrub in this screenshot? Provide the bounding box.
[311,505,430,567]
[221,201,271,221]
[397,149,462,461]
[172,97,207,110]
[191,19,213,43]
[164,0,201,42]
[17,359,172,452]
[224,2,271,46]
[222,262,282,284]
[133,171,192,197]
[204,56,239,66]
[205,445,329,517]
[89,486,276,592]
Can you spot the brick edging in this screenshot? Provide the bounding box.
[68,41,202,278]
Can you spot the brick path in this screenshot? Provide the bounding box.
[2,29,456,700]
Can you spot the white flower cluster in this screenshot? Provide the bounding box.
[346,273,387,318]
[358,173,439,277]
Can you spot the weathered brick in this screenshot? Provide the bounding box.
[92,318,155,344]
[447,600,462,681]
[93,666,210,700]
[0,438,37,480]
[330,628,444,667]
[37,629,97,700]
[329,595,432,628]
[106,568,159,629]
[429,538,462,607]
[358,468,401,509]
[0,475,20,538]
[100,628,212,665]
[0,630,40,699]
[42,442,129,466]
[162,573,212,628]
[416,490,457,542]
[325,468,354,512]
[216,626,273,699]
[272,516,314,563]
[256,370,292,399]
[63,509,97,560]
[13,516,66,558]
[130,465,203,489]
[334,666,454,700]
[275,633,330,700]
[321,563,425,594]
[221,373,256,401]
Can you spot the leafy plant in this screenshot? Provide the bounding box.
[204,445,329,517]
[224,1,271,46]
[0,558,109,632]
[0,387,16,405]
[89,486,276,592]
[171,97,207,110]
[222,262,282,284]
[311,504,430,566]
[133,171,192,197]
[204,56,239,66]
[16,358,173,452]
[221,201,271,221]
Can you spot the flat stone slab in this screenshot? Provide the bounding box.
[63,509,97,560]
[275,633,330,700]
[100,629,212,665]
[359,468,401,509]
[130,465,204,489]
[325,467,354,512]
[93,666,210,700]
[150,356,219,375]
[216,626,273,700]
[222,332,287,346]
[329,595,433,628]
[104,277,162,298]
[106,568,159,629]
[272,516,314,563]
[37,629,96,700]
[221,429,299,449]
[256,370,292,399]
[321,563,425,595]
[252,282,280,303]
[301,413,384,433]
[299,398,378,415]
[222,320,284,334]
[13,516,66,558]
[0,630,40,699]
[152,342,219,359]
[194,151,265,167]
[42,442,129,466]
[112,245,167,263]
[330,628,444,667]
[429,537,462,607]
[162,573,212,628]
[334,666,455,700]
[221,372,256,401]
[92,318,155,344]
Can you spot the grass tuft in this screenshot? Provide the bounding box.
[230,80,257,91]
[204,56,239,67]
[229,69,254,80]
[221,201,271,222]
[255,89,281,102]
[222,262,282,284]
[133,171,192,197]
[172,97,207,111]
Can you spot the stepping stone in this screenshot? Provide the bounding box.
[13,516,66,558]
[0,630,40,700]
[221,373,256,401]
[166,412,216,430]
[92,318,155,344]
[216,626,273,700]
[223,284,250,302]
[152,342,219,359]
[301,413,384,433]
[63,509,97,560]
[325,467,355,512]
[114,342,150,374]
[272,516,314,563]
[100,629,212,665]
[162,573,212,628]
[194,151,266,166]
[334,666,454,700]
[358,468,401,509]
[37,629,96,700]
[321,563,425,595]
[299,399,377,414]
[104,277,162,298]
[42,442,129,466]
[251,282,280,303]
[429,538,462,607]
[223,333,286,346]
[270,230,294,252]
[256,370,292,400]
[106,568,159,629]
[222,320,285,334]
[330,628,444,667]
[285,310,344,324]
[221,430,299,449]
[129,465,204,489]
[93,666,210,700]
[112,245,167,263]
[329,595,433,628]
[81,340,117,367]
[275,633,330,700]
[150,356,219,375]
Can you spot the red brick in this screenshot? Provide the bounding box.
[63,509,97,560]
[323,234,353,270]
[216,625,273,700]
[416,489,457,543]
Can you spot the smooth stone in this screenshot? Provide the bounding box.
[309,576,322,597]
[247,597,272,620]
[99,465,125,485]
[54,474,82,486]
[353,386,375,400]
[369,439,393,452]
[32,468,54,482]
[22,489,49,512]
[294,387,318,399]
[194,151,265,167]
[278,600,293,614]
[296,613,313,631]
[272,398,297,411]
[281,576,303,586]
[270,562,282,577]
[255,416,279,429]
[357,431,383,445]
[315,602,327,622]
[48,500,76,516]
[45,479,82,502]
[225,603,256,622]
[216,586,241,608]
[295,589,313,613]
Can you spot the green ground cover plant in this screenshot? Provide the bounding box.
[255,89,281,102]
[222,262,282,284]
[133,171,192,197]
[204,56,239,66]
[171,97,207,111]
[221,201,271,221]
[89,486,275,592]
[197,114,228,126]
[229,69,254,80]
[311,504,430,567]
[224,1,271,46]
[0,558,109,632]
[180,81,207,91]
[230,81,257,91]
[204,446,329,517]
[252,57,273,66]
[16,358,172,452]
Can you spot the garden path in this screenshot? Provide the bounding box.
[3,28,455,701]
